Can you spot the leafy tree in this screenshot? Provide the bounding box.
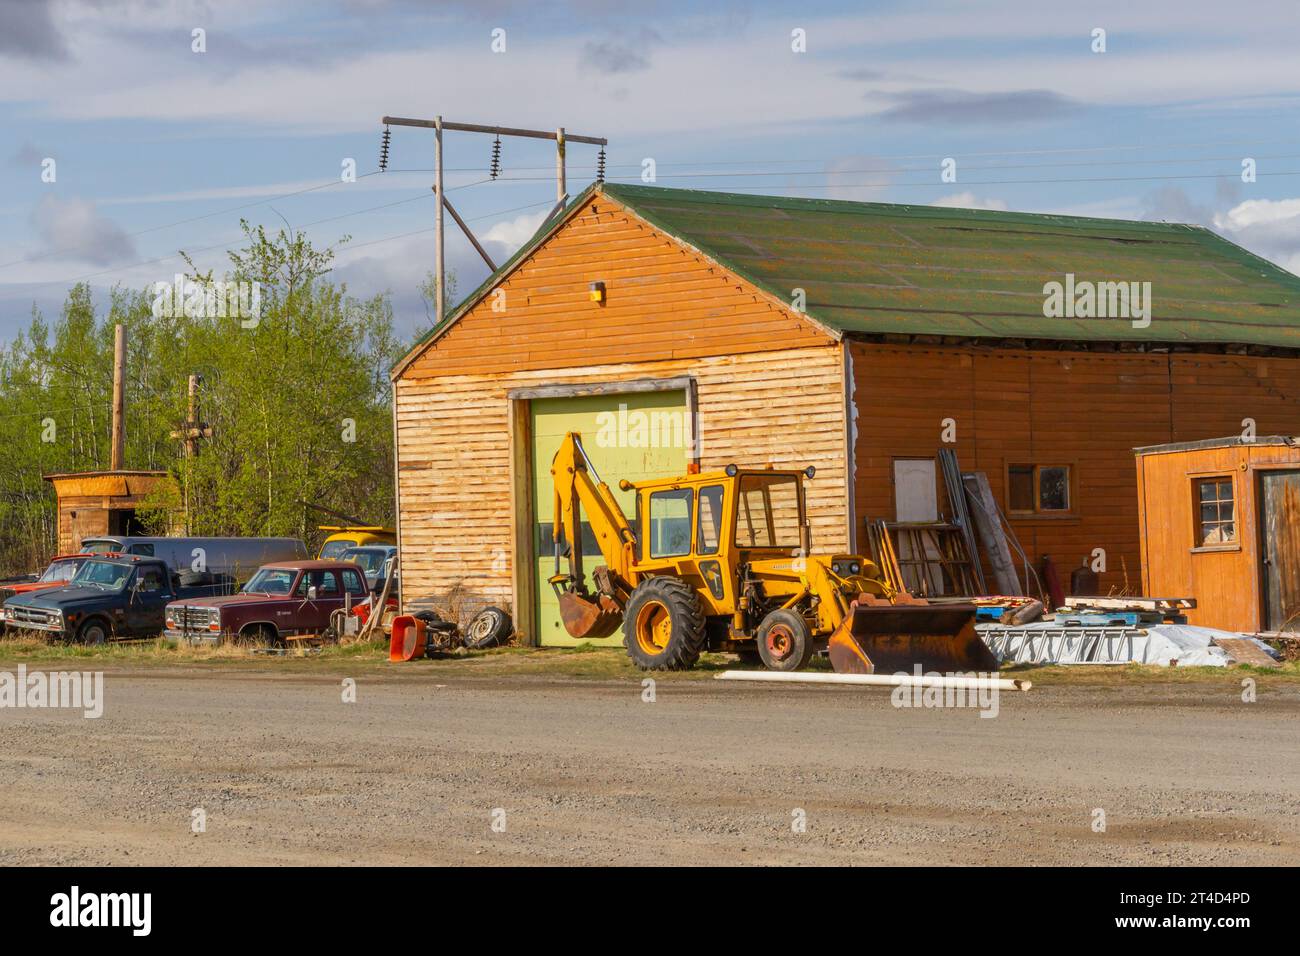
[0,224,405,576]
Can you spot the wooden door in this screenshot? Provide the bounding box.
[1259,470,1300,632]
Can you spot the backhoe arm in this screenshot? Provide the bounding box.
[550,431,637,596]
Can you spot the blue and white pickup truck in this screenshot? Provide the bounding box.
[3,554,219,644]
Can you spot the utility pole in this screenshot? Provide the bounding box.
[110,324,125,471]
[378,116,607,325]
[556,127,566,202]
[170,374,213,533]
[434,116,444,327]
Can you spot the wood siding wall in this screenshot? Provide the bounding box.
[400,194,830,381]
[395,346,849,635]
[849,342,1300,596]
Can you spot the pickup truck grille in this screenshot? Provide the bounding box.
[174,606,213,629]
[6,605,61,630]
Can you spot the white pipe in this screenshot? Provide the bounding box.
[715,670,1031,692]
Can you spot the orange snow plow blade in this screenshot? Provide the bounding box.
[827,596,995,675]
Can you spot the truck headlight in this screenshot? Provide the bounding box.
[209,608,221,631]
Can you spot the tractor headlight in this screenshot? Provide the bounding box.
[850,561,861,575]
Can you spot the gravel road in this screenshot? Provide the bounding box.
[1,667,1296,865]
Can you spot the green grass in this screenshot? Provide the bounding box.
[0,634,1295,685]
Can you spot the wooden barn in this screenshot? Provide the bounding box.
[391,183,1300,644]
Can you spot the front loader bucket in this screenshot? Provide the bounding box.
[558,590,623,640]
[827,598,996,675]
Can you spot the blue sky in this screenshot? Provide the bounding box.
[3,0,1300,342]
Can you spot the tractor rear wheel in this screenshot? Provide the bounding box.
[623,577,706,671]
[755,609,814,671]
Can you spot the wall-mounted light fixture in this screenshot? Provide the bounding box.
[589,280,606,304]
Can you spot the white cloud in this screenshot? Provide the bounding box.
[482,210,549,249]
[1213,197,1300,274]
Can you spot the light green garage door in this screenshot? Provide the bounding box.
[531,390,688,646]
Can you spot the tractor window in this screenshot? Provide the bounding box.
[697,485,724,555]
[735,475,802,549]
[648,489,694,558]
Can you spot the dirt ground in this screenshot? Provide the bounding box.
[0,663,1297,866]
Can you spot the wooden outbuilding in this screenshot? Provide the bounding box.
[1136,436,1300,633]
[391,183,1300,643]
[44,470,177,554]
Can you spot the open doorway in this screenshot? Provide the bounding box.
[107,509,148,537]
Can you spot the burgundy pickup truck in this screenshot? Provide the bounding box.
[164,560,370,644]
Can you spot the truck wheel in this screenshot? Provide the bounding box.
[623,577,706,671]
[756,609,814,672]
[241,624,281,648]
[77,618,110,646]
[463,606,512,649]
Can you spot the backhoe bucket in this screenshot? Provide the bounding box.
[558,590,623,640]
[827,598,995,675]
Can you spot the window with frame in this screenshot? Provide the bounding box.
[1194,476,1236,547]
[648,488,694,558]
[734,474,802,549]
[1008,464,1071,514]
[697,485,724,555]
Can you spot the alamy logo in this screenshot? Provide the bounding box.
[595,402,690,450]
[890,665,1000,718]
[50,886,151,936]
[0,666,103,718]
[151,273,261,325]
[1042,273,1151,328]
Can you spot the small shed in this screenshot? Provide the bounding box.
[44,470,177,554]
[1135,436,1300,633]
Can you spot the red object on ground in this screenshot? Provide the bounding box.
[389,615,426,662]
[1041,554,1065,611]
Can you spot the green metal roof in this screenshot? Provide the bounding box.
[395,182,1300,377]
[602,182,1300,350]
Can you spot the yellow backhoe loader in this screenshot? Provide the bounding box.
[549,432,995,674]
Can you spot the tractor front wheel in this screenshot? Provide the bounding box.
[755,609,814,671]
[623,577,706,671]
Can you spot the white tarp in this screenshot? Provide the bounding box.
[978,622,1279,667]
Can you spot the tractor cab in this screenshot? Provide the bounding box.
[625,464,815,568]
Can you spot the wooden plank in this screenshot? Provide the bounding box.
[963,472,1020,594]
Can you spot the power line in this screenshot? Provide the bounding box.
[16,178,491,294]
[584,169,1300,190]
[0,167,484,275]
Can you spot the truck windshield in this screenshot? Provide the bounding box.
[342,549,387,574]
[79,539,122,554]
[319,540,355,560]
[242,568,296,595]
[39,559,81,582]
[72,560,133,590]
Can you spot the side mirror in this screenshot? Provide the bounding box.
[307,586,318,600]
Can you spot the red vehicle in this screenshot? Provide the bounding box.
[0,553,120,629]
[164,560,370,644]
